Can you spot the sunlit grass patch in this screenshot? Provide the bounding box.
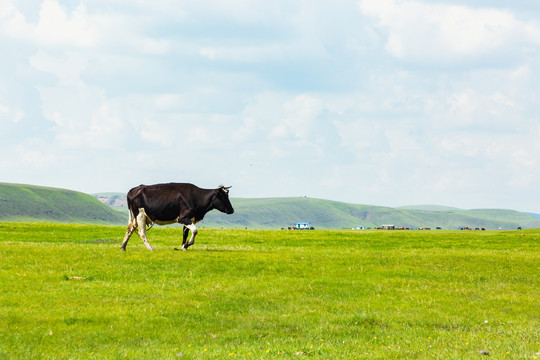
[0,223,538,359]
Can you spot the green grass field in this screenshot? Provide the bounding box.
[0,223,538,359]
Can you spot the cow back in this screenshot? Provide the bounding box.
[127,183,212,223]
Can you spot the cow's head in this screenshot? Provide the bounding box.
[213,186,234,214]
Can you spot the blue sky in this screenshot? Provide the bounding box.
[1,0,539,212]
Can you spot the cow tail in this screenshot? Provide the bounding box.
[126,194,135,225]
[125,185,152,230]
[126,194,152,230]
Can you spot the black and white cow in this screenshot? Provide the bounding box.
[121,183,234,251]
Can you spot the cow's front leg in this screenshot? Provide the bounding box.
[179,220,198,250]
[182,226,189,247]
[183,223,198,250]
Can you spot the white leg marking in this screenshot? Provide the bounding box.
[136,208,154,251]
[121,210,137,250]
[181,223,198,250]
[121,220,137,250]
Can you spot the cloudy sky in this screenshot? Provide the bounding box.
[1,0,539,212]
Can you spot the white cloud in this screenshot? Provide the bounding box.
[1,0,169,54]
[512,149,535,167]
[128,111,240,152]
[358,0,540,63]
[30,51,88,84]
[35,0,97,47]
[270,94,323,140]
[0,101,23,124]
[36,82,128,150]
[14,138,57,169]
[0,0,33,39]
[445,89,517,128]
[0,102,24,138]
[20,149,56,169]
[333,118,387,152]
[1,0,97,47]
[199,44,289,63]
[0,1,14,17]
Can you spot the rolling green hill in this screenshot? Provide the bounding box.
[3,183,539,229]
[397,204,462,211]
[200,197,540,230]
[0,183,125,225]
[96,193,540,230]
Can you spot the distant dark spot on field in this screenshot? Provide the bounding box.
[349,314,388,328]
[63,317,94,325]
[62,274,95,281]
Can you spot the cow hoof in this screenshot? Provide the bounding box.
[120,247,126,251]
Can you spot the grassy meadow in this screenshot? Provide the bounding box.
[0,223,539,359]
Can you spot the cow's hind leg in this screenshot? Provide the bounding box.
[181,223,198,250]
[121,212,137,251]
[136,209,154,252]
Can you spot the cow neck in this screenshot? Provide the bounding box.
[200,191,216,214]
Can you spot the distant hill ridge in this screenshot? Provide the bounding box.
[202,197,540,230]
[0,183,125,225]
[96,192,540,230]
[2,183,538,229]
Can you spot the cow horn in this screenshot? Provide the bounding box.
[222,186,232,190]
